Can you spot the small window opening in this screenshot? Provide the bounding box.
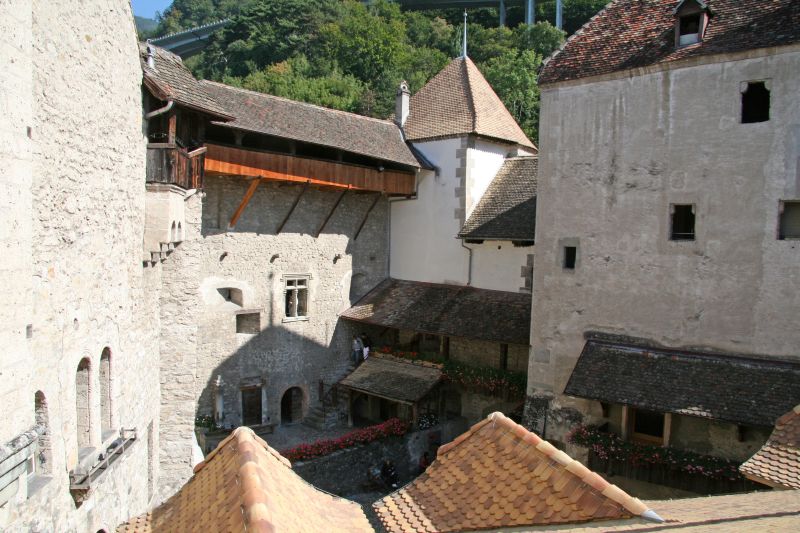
[779,201,800,240]
[630,409,665,444]
[284,277,309,319]
[241,387,263,426]
[218,287,243,306]
[236,312,261,334]
[678,14,701,46]
[670,204,695,241]
[464,239,484,244]
[563,246,577,270]
[741,81,770,123]
[499,344,509,370]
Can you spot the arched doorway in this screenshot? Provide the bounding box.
[280,387,304,424]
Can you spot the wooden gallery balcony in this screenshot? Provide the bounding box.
[146,143,207,189]
[203,143,416,195]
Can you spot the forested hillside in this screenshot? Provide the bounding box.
[154,0,607,143]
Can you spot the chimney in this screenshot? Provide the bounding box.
[395,80,410,128]
[146,43,156,70]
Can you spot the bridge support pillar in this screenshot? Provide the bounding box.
[525,0,535,25]
[499,0,506,27]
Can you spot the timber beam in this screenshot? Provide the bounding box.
[276,182,309,234]
[228,178,261,229]
[354,192,382,241]
[315,189,348,238]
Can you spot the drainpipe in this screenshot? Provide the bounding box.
[460,239,474,286]
[144,99,174,120]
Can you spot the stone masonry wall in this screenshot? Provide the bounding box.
[157,176,388,496]
[1,1,162,531]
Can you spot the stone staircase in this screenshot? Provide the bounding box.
[142,241,180,267]
[303,361,356,430]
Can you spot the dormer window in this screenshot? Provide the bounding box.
[674,0,711,48]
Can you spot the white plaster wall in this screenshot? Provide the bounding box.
[144,185,187,254]
[470,241,534,293]
[1,1,161,531]
[530,48,800,412]
[0,0,34,448]
[465,138,510,218]
[390,137,468,285]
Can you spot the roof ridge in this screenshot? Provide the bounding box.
[201,80,398,127]
[462,57,478,132]
[439,412,658,520]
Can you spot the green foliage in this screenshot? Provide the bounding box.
[536,0,610,35]
[162,0,609,143]
[479,49,543,143]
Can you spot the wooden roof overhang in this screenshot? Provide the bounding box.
[204,142,417,229]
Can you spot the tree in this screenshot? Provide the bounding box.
[479,50,543,143]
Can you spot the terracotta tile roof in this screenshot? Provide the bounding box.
[540,0,800,85]
[458,156,537,241]
[340,278,531,345]
[565,335,800,427]
[583,490,800,531]
[202,81,422,168]
[403,57,536,150]
[338,353,443,403]
[373,412,659,532]
[116,427,372,533]
[740,404,800,489]
[140,43,232,120]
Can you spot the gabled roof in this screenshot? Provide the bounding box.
[564,334,800,427]
[338,354,442,404]
[202,81,422,168]
[403,57,536,150]
[540,0,800,85]
[116,427,372,533]
[740,405,800,489]
[373,412,660,532]
[459,156,537,241]
[340,278,531,345]
[139,43,232,120]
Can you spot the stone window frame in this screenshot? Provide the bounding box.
[282,274,311,323]
[669,203,696,241]
[740,79,771,124]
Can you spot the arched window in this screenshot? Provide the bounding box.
[100,348,111,436]
[76,358,91,449]
[34,391,51,474]
[177,222,183,241]
[170,221,177,242]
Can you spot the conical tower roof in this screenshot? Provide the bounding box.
[403,56,536,150]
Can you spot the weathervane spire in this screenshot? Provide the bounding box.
[462,10,468,58]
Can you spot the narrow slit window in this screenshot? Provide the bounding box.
[670,204,695,241]
[563,246,577,270]
[779,201,800,240]
[742,81,770,123]
[284,276,309,319]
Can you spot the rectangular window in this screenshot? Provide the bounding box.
[779,201,800,239]
[630,408,665,445]
[236,312,260,334]
[670,204,695,241]
[500,344,509,370]
[563,246,577,270]
[284,276,309,319]
[741,81,770,124]
[678,14,701,46]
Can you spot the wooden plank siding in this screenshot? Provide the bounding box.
[204,143,416,195]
